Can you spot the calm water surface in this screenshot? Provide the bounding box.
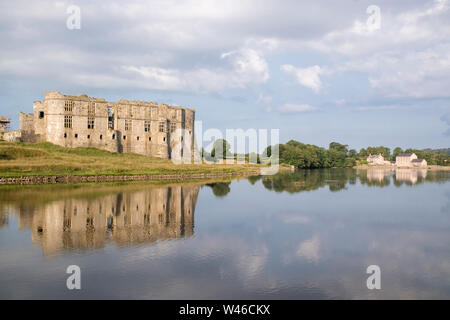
[1,168,450,299]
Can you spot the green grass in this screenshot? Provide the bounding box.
[0,141,261,178]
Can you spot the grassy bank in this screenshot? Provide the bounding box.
[0,142,261,178]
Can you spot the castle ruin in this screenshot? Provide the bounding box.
[18,92,195,160]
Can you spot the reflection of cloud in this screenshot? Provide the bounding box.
[296,235,321,263]
[281,215,310,224]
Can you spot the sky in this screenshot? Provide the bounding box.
[0,0,449,151]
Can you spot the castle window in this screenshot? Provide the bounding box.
[123,135,126,140]
[163,137,166,142]
[137,136,140,141]
[87,116,95,129]
[88,102,95,115]
[100,135,103,140]
[74,133,78,138]
[64,115,72,128]
[87,135,90,139]
[64,133,67,138]
[108,107,114,129]
[39,111,44,119]
[170,122,176,133]
[144,120,151,132]
[159,121,165,132]
[64,101,74,112]
[125,119,132,131]
[112,134,115,140]
[149,137,152,141]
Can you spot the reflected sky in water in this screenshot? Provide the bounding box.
[0,168,450,299]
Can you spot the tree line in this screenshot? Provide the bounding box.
[202,139,450,168]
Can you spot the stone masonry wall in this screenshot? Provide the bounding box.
[21,92,195,159]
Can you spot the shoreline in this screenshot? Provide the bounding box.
[354,164,450,171]
[0,170,262,185]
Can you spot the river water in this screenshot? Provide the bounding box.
[0,168,449,299]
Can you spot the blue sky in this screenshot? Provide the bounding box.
[0,0,449,150]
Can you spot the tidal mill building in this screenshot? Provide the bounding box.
[19,92,195,159]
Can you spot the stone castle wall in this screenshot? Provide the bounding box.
[21,92,195,160]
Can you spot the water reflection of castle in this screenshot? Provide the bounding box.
[11,185,199,255]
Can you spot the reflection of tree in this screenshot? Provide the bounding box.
[258,168,450,194]
[261,169,355,194]
[206,182,231,197]
[247,175,262,185]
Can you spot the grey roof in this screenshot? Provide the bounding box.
[397,153,413,157]
[411,159,425,162]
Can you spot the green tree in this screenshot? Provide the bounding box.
[211,139,231,160]
[393,147,403,158]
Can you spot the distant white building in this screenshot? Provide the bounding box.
[367,154,391,166]
[411,158,428,167]
[395,153,427,168]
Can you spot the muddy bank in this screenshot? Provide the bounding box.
[0,171,261,185]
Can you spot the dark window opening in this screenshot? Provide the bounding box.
[74,133,78,138]
[87,117,95,129]
[39,111,44,119]
[149,137,152,141]
[87,135,90,139]
[163,137,166,142]
[64,115,72,128]
[64,133,67,138]
[108,107,114,129]
[144,121,151,132]
[100,135,103,140]
[112,134,115,140]
[123,135,126,140]
[137,136,140,141]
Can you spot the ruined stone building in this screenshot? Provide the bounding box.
[19,92,196,160]
[0,116,10,140]
[1,184,199,255]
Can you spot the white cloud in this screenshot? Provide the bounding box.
[257,93,272,104]
[89,47,270,92]
[281,65,323,93]
[269,104,318,114]
[221,48,270,86]
[304,0,450,98]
